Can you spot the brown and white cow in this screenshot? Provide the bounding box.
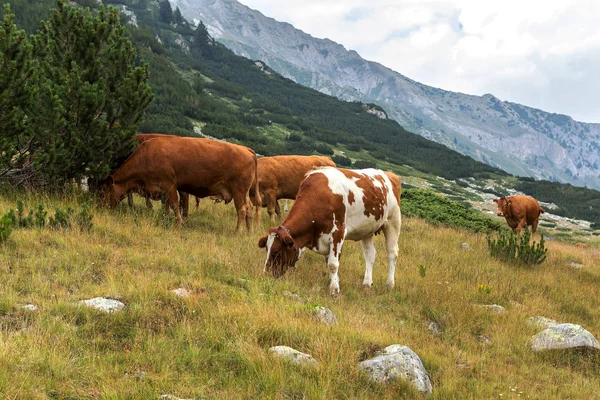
[102,136,260,231]
[251,155,336,224]
[258,167,402,296]
[493,195,545,236]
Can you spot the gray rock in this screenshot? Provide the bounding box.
[460,242,471,251]
[282,290,304,303]
[531,323,600,351]
[428,322,441,335]
[569,261,584,269]
[268,346,317,366]
[477,335,492,345]
[528,316,559,330]
[359,344,433,394]
[21,304,38,312]
[80,297,125,313]
[172,288,191,298]
[475,304,506,313]
[161,395,192,400]
[313,306,337,326]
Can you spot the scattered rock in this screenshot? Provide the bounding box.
[268,346,317,366]
[569,261,584,269]
[474,304,506,313]
[134,370,147,381]
[161,395,192,400]
[527,316,559,330]
[531,323,600,351]
[477,335,492,345]
[428,322,441,335]
[313,306,337,326]
[282,290,304,303]
[171,288,192,298]
[358,344,433,394]
[80,297,125,313]
[460,242,471,251]
[21,304,38,312]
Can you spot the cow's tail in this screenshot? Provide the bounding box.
[252,150,261,225]
[539,207,545,216]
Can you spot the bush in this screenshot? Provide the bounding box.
[49,207,74,229]
[353,160,376,169]
[487,230,547,265]
[332,155,352,167]
[0,213,13,243]
[77,202,94,231]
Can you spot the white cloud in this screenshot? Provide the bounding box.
[239,0,600,123]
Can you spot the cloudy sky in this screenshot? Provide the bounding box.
[239,0,599,123]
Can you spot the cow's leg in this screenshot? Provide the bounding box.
[166,189,182,227]
[275,200,282,218]
[264,190,277,225]
[515,220,526,235]
[360,236,376,288]
[127,192,134,208]
[179,191,189,218]
[195,196,200,210]
[245,194,254,231]
[383,212,401,289]
[532,218,539,237]
[233,192,249,233]
[327,240,343,296]
[145,196,153,209]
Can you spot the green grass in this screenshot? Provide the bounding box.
[0,192,599,398]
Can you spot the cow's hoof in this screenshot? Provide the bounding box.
[330,288,340,297]
[386,281,395,289]
[362,283,373,289]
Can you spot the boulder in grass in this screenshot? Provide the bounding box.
[531,323,600,351]
[359,344,433,394]
[527,316,559,330]
[268,346,317,366]
[313,306,337,326]
[80,297,125,313]
[172,288,192,298]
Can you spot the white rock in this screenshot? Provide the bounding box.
[475,304,506,313]
[531,323,600,351]
[172,288,191,298]
[528,316,559,330]
[460,242,471,251]
[282,290,304,303]
[161,395,192,400]
[80,297,125,313]
[22,304,38,312]
[477,335,492,345]
[313,306,337,325]
[359,345,433,394]
[268,346,317,366]
[428,322,441,335]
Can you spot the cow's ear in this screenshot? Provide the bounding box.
[507,200,512,205]
[493,199,498,203]
[258,236,268,248]
[107,175,114,186]
[283,235,294,247]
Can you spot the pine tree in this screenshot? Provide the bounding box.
[0,5,34,175]
[27,0,154,184]
[191,20,212,57]
[173,6,183,25]
[158,0,172,24]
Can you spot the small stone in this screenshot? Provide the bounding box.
[474,304,506,313]
[172,288,191,298]
[460,242,471,251]
[527,316,559,330]
[282,290,304,303]
[313,306,337,325]
[428,322,441,335]
[80,297,125,313]
[531,323,600,351]
[134,370,146,380]
[569,261,583,269]
[161,396,192,400]
[359,344,433,393]
[21,304,38,312]
[477,335,492,345]
[268,346,317,366]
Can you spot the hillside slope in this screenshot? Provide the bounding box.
[174,0,600,190]
[0,194,599,398]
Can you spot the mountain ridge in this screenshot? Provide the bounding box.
[174,0,600,190]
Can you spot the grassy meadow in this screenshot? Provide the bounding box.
[0,192,599,399]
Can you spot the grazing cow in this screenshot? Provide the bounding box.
[493,195,545,236]
[251,155,336,224]
[102,136,260,231]
[258,167,402,296]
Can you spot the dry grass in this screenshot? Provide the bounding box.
[0,192,599,399]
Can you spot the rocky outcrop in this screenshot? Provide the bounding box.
[531,323,600,351]
[80,297,125,313]
[268,346,317,366]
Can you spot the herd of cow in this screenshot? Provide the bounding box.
[96,133,545,295]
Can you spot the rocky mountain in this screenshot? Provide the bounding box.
[174,0,600,190]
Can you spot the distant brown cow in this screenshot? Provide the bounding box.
[102,136,260,231]
[493,195,545,236]
[251,155,335,224]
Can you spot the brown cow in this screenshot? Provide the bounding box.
[493,195,545,236]
[102,136,260,231]
[251,155,335,224]
[258,167,402,296]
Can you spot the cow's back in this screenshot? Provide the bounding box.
[258,155,335,198]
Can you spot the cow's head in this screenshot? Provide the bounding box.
[258,226,299,278]
[493,196,511,217]
[97,176,124,208]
